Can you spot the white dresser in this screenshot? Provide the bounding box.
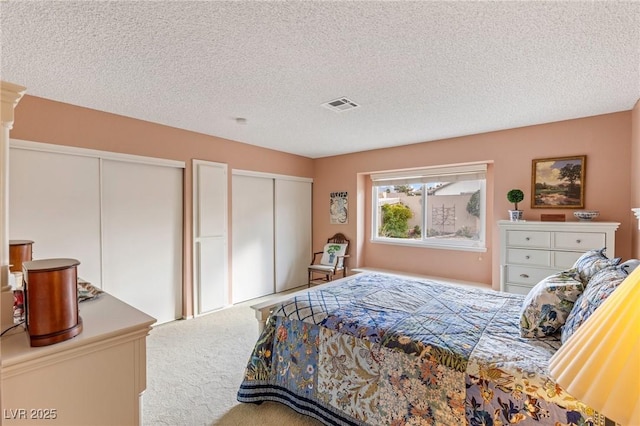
[498,220,620,295]
[1,294,155,425]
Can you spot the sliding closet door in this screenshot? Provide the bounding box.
[193,160,228,314]
[101,159,183,324]
[232,174,274,303]
[9,148,102,285]
[275,179,312,292]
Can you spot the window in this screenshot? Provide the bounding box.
[371,163,487,251]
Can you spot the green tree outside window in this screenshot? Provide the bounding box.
[380,203,413,238]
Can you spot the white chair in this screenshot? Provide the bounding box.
[308,233,350,286]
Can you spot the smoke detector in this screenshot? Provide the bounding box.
[321,97,360,112]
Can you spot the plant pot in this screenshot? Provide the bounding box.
[509,210,523,222]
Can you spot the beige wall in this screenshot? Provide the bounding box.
[10,95,314,317]
[313,111,634,287]
[9,95,639,310]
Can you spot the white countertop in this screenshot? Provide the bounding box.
[1,293,156,368]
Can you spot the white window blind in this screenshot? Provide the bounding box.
[371,163,487,186]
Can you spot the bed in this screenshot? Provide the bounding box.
[237,271,614,426]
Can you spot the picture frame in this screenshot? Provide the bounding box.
[531,155,586,209]
[330,191,348,224]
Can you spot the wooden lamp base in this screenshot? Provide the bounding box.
[29,318,83,347]
[22,258,82,347]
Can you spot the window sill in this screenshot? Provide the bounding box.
[370,238,487,253]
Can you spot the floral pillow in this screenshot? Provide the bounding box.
[320,243,348,268]
[571,248,621,285]
[519,269,584,338]
[561,264,628,344]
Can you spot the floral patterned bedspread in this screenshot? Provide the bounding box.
[237,273,609,426]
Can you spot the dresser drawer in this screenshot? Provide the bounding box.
[505,265,556,287]
[506,231,551,248]
[553,251,583,269]
[506,248,551,267]
[504,283,533,295]
[499,221,619,295]
[553,232,605,250]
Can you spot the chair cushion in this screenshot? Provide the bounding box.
[320,243,348,267]
[308,264,338,273]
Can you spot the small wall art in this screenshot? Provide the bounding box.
[531,155,586,208]
[330,191,348,224]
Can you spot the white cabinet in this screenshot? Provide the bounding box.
[498,220,620,295]
[192,160,228,315]
[231,171,312,303]
[9,140,184,324]
[232,174,275,303]
[9,148,102,285]
[100,159,183,324]
[274,178,312,293]
[1,294,155,425]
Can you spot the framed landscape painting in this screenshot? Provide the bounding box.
[531,155,586,208]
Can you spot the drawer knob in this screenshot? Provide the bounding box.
[525,237,530,241]
[525,255,530,259]
[520,273,530,278]
[576,239,582,244]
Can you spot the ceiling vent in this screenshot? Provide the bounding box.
[321,97,360,112]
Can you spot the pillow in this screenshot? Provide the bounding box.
[561,264,628,344]
[619,258,640,274]
[519,269,584,338]
[320,243,348,268]
[571,248,621,285]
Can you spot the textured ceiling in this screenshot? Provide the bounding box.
[1,1,639,159]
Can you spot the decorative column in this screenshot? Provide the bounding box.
[1,81,26,327]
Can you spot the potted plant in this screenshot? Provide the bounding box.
[507,189,524,221]
[326,244,342,264]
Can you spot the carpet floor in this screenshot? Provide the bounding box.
[143,297,322,426]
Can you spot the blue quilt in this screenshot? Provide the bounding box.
[237,273,609,425]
